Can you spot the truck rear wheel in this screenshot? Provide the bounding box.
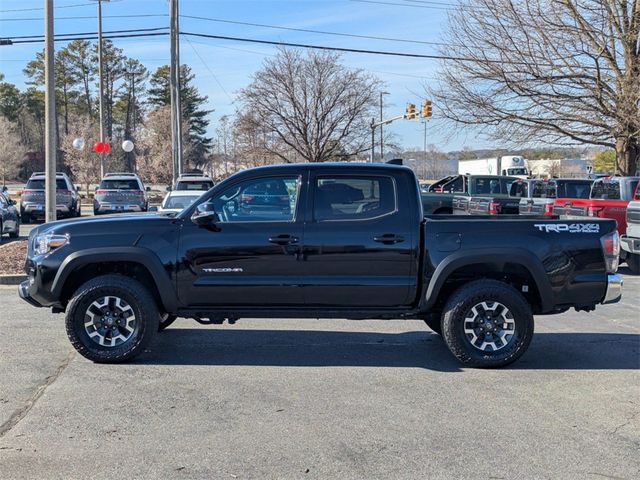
[441,280,534,368]
[627,253,640,275]
[65,274,159,363]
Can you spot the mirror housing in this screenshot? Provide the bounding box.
[191,202,218,226]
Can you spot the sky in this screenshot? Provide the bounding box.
[0,0,490,153]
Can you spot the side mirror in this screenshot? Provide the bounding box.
[148,206,158,212]
[191,202,218,226]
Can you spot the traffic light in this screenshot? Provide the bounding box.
[422,100,432,118]
[406,102,416,119]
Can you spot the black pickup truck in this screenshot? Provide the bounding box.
[20,163,623,368]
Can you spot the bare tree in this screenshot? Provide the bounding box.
[431,0,640,175]
[62,118,101,196]
[238,48,383,163]
[0,116,25,185]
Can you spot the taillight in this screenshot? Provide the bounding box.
[588,206,605,217]
[600,230,620,273]
[96,189,107,194]
[544,203,554,216]
[22,189,35,194]
[489,201,499,215]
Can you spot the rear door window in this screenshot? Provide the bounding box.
[590,181,620,199]
[314,176,396,221]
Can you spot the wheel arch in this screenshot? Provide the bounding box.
[422,248,553,314]
[52,247,178,313]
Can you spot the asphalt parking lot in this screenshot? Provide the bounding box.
[0,273,638,479]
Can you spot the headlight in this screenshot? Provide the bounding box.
[34,233,69,256]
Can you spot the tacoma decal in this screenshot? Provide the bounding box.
[534,223,600,233]
[202,267,244,273]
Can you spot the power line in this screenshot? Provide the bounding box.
[9,32,169,44]
[350,0,454,10]
[181,14,452,48]
[0,1,120,13]
[7,26,168,40]
[0,13,168,22]
[184,36,234,104]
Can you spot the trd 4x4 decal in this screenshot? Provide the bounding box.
[534,223,600,233]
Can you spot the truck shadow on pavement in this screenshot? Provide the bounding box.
[142,329,640,372]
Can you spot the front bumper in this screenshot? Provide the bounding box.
[19,280,43,307]
[620,235,640,254]
[602,274,623,304]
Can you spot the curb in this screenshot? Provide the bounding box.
[0,275,26,286]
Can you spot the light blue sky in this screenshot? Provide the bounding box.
[0,0,489,152]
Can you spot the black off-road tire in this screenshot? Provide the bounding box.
[441,279,534,368]
[158,313,177,332]
[626,253,640,275]
[9,226,19,238]
[65,274,159,363]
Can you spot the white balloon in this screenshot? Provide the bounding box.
[122,140,134,152]
[72,137,85,150]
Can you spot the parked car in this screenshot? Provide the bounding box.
[21,162,621,368]
[620,181,640,274]
[93,173,149,215]
[570,176,640,235]
[518,179,593,217]
[156,190,205,214]
[423,174,517,215]
[236,177,293,217]
[0,190,20,241]
[174,172,214,191]
[19,172,81,223]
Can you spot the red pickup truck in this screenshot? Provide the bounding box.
[572,177,640,235]
[516,178,593,217]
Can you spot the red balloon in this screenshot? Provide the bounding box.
[103,143,111,153]
[92,141,103,153]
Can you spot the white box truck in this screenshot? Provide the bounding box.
[458,155,529,179]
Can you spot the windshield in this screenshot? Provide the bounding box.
[164,195,201,209]
[507,168,528,176]
[26,179,68,190]
[99,179,141,190]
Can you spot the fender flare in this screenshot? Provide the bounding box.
[422,247,553,312]
[51,247,178,312]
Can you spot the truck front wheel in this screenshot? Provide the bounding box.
[441,280,534,368]
[65,274,159,363]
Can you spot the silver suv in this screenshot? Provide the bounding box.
[175,172,214,191]
[93,173,149,215]
[20,172,81,223]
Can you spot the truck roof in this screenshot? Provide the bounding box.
[231,162,415,175]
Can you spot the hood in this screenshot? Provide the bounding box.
[31,212,177,238]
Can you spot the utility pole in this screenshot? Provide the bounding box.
[170,0,183,185]
[44,0,56,223]
[423,120,427,180]
[95,0,108,178]
[370,118,376,163]
[379,91,389,160]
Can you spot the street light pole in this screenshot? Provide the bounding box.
[95,0,109,178]
[44,0,56,223]
[170,0,183,184]
[379,91,389,160]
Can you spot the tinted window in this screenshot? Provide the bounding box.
[210,176,299,222]
[443,176,464,193]
[26,179,68,190]
[556,180,592,199]
[314,176,396,221]
[532,182,549,197]
[176,181,214,191]
[510,181,528,197]
[99,179,141,190]
[590,181,620,199]
[474,178,507,195]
